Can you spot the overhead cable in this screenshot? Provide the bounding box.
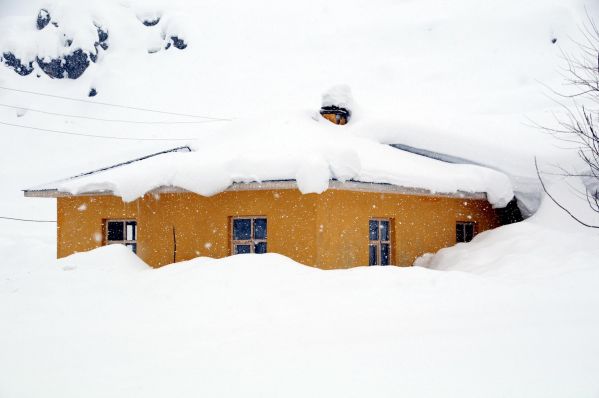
[0,215,56,223]
[0,86,233,121]
[0,121,195,141]
[0,103,229,125]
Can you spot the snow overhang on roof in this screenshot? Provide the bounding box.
[23,137,514,208]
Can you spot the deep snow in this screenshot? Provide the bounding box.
[2,191,599,397]
[1,0,599,396]
[29,116,515,206]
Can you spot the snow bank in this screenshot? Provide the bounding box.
[2,230,599,397]
[59,244,149,272]
[416,177,599,280]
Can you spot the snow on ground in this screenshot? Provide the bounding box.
[2,191,599,397]
[2,178,599,397]
[2,0,599,396]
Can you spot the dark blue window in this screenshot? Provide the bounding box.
[232,217,267,254]
[369,220,379,240]
[106,220,138,254]
[369,245,377,266]
[380,220,389,241]
[381,244,390,266]
[235,244,251,254]
[254,218,267,239]
[369,219,391,266]
[107,221,124,241]
[255,242,267,254]
[233,219,251,240]
[456,222,476,243]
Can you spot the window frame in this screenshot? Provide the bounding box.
[369,218,392,266]
[104,219,138,253]
[456,221,477,243]
[230,216,268,255]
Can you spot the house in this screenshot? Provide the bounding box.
[23,112,515,269]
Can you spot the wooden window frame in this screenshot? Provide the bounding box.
[456,221,477,243]
[104,219,138,253]
[369,218,392,266]
[230,216,267,255]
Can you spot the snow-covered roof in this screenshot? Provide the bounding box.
[24,116,514,207]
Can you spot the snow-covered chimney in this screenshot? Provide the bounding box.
[320,85,353,125]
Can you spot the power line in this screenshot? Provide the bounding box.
[0,86,233,121]
[0,215,56,223]
[0,121,196,141]
[0,103,229,125]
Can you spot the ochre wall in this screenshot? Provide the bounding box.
[315,190,498,268]
[57,189,500,268]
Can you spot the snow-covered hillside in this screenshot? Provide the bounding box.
[1,0,599,396]
[0,0,596,218]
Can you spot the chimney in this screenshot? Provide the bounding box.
[320,85,353,125]
[320,105,351,125]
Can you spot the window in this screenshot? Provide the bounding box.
[369,219,391,266]
[106,220,138,253]
[456,221,476,243]
[231,217,267,254]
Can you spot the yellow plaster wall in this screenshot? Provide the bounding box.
[57,188,500,268]
[314,190,499,268]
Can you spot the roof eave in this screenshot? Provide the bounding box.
[23,180,488,201]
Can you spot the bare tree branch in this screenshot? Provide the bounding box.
[534,158,599,228]
[537,11,599,227]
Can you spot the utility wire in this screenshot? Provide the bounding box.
[0,121,196,141]
[0,215,56,223]
[0,86,233,121]
[0,103,229,125]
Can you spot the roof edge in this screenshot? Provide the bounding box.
[23,180,488,200]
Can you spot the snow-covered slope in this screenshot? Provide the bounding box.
[0,0,596,219]
[2,1,599,396]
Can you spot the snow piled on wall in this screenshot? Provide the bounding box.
[417,177,599,279]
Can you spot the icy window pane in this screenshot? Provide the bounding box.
[233,219,251,240]
[107,221,124,241]
[456,223,464,243]
[380,220,389,241]
[369,244,377,266]
[369,220,379,241]
[235,244,251,254]
[125,243,137,254]
[254,218,267,240]
[381,244,390,265]
[255,242,267,254]
[125,221,137,241]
